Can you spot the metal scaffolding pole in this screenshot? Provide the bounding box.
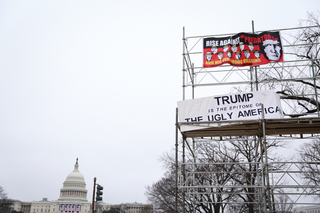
[182,136,186,213]
[175,108,179,213]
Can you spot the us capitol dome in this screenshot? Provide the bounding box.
[58,158,88,202]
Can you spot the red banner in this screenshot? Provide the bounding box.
[203,31,283,68]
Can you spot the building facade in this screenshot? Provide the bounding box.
[121,203,153,213]
[293,205,320,213]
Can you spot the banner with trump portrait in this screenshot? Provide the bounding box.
[203,31,284,68]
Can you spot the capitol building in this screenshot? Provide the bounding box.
[12,160,152,213]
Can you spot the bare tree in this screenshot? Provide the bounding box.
[146,136,288,213]
[224,136,286,213]
[225,137,261,213]
[145,142,241,213]
[145,171,176,213]
[0,186,13,213]
[273,189,294,213]
[258,12,320,116]
[191,141,240,213]
[293,12,320,71]
[145,152,182,213]
[298,138,320,198]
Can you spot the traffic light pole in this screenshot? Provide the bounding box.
[92,177,96,213]
[92,177,104,213]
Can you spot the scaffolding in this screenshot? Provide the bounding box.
[175,24,320,213]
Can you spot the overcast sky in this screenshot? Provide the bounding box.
[0,0,319,205]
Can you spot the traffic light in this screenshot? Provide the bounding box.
[265,195,269,209]
[96,184,103,201]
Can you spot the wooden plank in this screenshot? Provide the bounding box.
[180,117,320,138]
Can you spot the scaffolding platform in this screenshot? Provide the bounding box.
[179,117,320,137]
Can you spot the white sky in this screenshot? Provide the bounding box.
[0,0,319,205]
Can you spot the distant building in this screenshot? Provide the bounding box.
[11,159,152,213]
[121,203,153,213]
[293,205,320,213]
[103,203,153,213]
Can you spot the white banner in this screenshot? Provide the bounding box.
[177,90,283,132]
